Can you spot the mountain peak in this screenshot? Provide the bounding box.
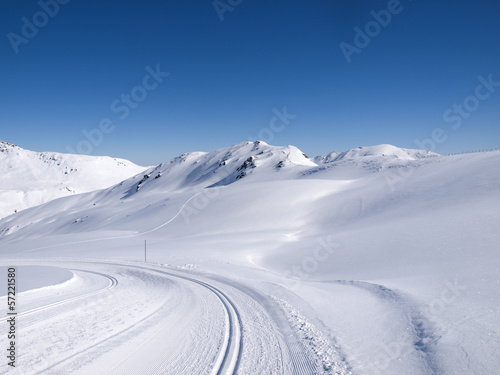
[0,141,147,219]
[0,140,20,152]
[314,144,439,164]
[123,141,318,196]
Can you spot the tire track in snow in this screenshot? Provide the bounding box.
[329,280,440,374]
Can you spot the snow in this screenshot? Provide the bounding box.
[0,265,74,295]
[314,144,438,164]
[0,141,499,374]
[0,140,148,219]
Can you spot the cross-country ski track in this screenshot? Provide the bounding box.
[0,259,353,375]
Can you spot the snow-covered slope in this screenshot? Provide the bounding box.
[0,141,444,239]
[1,141,499,374]
[130,140,316,194]
[314,144,438,164]
[0,140,147,219]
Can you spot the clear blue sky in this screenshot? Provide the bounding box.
[1,0,499,165]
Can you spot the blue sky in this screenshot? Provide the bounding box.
[1,0,499,165]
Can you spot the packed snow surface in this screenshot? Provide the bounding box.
[0,141,498,374]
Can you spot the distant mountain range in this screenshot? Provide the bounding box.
[0,140,147,219]
[0,140,443,240]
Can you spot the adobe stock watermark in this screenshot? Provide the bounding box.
[176,105,295,225]
[26,277,113,373]
[180,186,225,225]
[382,162,417,192]
[213,0,242,21]
[416,74,500,152]
[339,0,409,64]
[8,0,71,54]
[282,235,340,290]
[66,64,169,155]
[383,73,499,191]
[248,106,297,144]
[371,275,466,374]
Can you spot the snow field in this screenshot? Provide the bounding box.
[1,143,499,374]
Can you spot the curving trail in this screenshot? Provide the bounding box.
[0,260,351,375]
[0,270,118,324]
[327,280,440,374]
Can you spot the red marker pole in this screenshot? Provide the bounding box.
[145,240,147,262]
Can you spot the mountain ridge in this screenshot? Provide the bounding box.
[0,139,451,240]
[0,140,148,219]
[122,141,440,196]
[0,140,441,221]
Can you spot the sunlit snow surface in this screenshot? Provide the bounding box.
[0,140,147,219]
[0,142,499,374]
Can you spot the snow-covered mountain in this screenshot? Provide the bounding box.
[1,141,499,374]
[0,140,443,240]
[0,140,147,219]
[127,140,317,194]
[313,144,438,164]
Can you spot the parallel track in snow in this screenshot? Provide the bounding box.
[184,277,242,375]
[0,270,118,323]
[115,262,243,375]
[1,259,333,374]
[16,261,243,375]
[7,259,348,374]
